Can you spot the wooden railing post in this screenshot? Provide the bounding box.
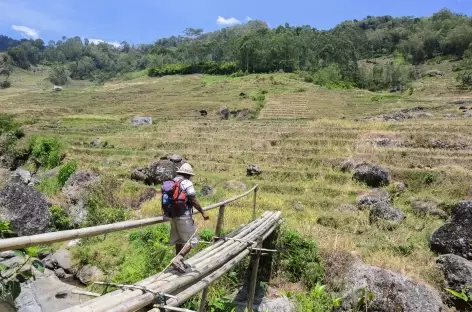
[247,242,262,312]
[199,204,226,312]
[252,186,258,221]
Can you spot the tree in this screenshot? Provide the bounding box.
[48,65,69,86]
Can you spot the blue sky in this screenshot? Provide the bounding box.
[1,0,471,45]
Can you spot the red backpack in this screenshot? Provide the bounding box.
[161,180,188,218]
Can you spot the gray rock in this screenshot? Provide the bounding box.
[201,185,216,197]
[131,116,152,126]
[14,269,85,312]
[444,113,457,119]
[55,268,66,278]
[431,201,472,259]
[1,256,23,269]
[411,200,447,219]
[394,182,406,193]
[293,200,304,211]
[257,297,295,312]
[247,164,263,176]
[219,107,230,120]
[340,158,366,173]
[41,256,57,270]
[10,168,33,185]
[340,262,443,312]
[76,265,104,285]
[224,181,247,191]
[436,254,472,310]
[52,249,74,274]
[369,202,405,228]
[0,183,50,236]
[90,137,101,147]
[68,200,86,225]
[62,170,100,202]
[353,163,390,187]
[356,188,390,210]
[0,251,16,259]
[131,155,185,185]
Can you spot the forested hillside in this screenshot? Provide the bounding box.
[1,8,472,89]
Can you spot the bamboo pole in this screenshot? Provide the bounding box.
[86,213,282,312]
[247,246,262,311]
[0,185,258,252]
[71,213,272,311]
[252,186,258,221]
[62,212,280,312]
[199,204,225,312]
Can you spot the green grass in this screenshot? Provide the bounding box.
[2,61,472,299]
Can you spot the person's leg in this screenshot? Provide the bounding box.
[177,218,198,259]
[175,243,184,255]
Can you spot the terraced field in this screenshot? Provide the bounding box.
[2,65,472,287]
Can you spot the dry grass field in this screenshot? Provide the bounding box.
[2,61,472,289]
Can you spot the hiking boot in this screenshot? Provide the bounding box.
[171,255,186,273]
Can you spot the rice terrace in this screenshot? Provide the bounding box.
[1,6,472,312]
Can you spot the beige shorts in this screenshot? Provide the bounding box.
[169,218,199,247]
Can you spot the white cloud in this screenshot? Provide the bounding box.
[246,16,252,22]
[216,16,241,26]
[87,38,121,48]
[11,25,40,39]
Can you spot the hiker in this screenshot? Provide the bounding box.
[161,163,209,273]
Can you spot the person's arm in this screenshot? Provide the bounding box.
[189,196,209,220]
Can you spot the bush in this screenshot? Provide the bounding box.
[276,229,324,288]
[85,176,128,226]
[0,80,11,89]
[148,61,238,77]
[457,70,472,88]
[0,114,17,134]
[294,283,342,312]
[57,160,77,186]
[30,137,63,169]
[48,66,69,86]
[49,205,73,231]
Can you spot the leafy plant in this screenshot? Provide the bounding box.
[294,283,343,312]
[30,136,63,170]
[446,286,472,308]
[276,229,324,287]
[0,220,15,238]
[49,205,73,231]
[57,160,77,186]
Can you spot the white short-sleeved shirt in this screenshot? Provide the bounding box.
[173,175,196,218]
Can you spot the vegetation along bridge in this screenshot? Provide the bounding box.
[0,185,283,312]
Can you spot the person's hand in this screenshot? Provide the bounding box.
[202,213,210,221]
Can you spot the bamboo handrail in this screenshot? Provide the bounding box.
[0,184,259,252]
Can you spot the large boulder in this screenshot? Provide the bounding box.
[10,168,38,186]
[131,116,152,126]
[369,202,405,228]
[340,261,443,312]
[14,269,85,312]
[0,183,50,236]
[247,164,263,176]
[356,188,390,210]
[131,154,185,185]
[431,201,472,260]
[62,170,100,224]
[76,265,104,285]
[411,200,447,219]
[52,248,74,274]
[353,163,390,187]
[219,107,230,120]
[436,254,472,310]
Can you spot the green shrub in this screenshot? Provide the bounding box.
[57,160,77,186]
[49,205,73,231]
[36,177,60,196]
[293,283,342,312]
[85,175,128,226]
[30,137,63,169]
[0,80,11,89]
[148,61,238,77]
[457,70,472,88]
[277,229,324,287]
